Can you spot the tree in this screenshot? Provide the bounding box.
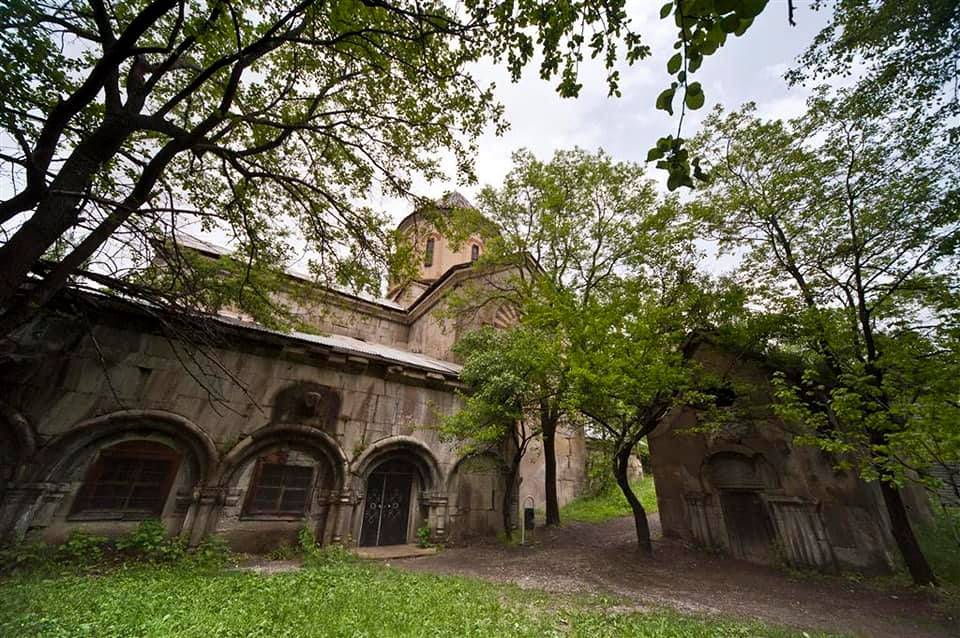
[688,92,960,585]
[558,205,737,553]
[565,283,696,553]
[0,0,648,336]
[438,325,558,538]
[448,147,659,526]
[789,1,960,136]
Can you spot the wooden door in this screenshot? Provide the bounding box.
[720,491,775,564]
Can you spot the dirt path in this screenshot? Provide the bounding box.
[395,515,956,638]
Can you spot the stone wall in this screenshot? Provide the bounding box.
[648,346,927,574]
[518,424,587,512]
[0,297,509,551]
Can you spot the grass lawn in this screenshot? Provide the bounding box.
[560,476,659,524]
[0,553,836,638]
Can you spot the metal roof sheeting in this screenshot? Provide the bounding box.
[214,314,461,376]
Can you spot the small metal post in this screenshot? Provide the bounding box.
[520,495,535,546]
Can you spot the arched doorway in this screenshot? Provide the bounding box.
[360,459,418,547]
[705,450,778,564]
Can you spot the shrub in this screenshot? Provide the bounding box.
[416,524,432,548]
[115,520,185,563]
[58,530,108,567]
[0,540,56,574]
[305,543,355,567]
[267,541,299,561]
[297,525,319,557]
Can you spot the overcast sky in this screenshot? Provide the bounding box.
[376,1,830,223]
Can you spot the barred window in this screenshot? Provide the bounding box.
[71,441,180,518]
[471,244,480,261]
[244,462,314,516]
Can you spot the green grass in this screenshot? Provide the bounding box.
[560,477,659,524]
[0,554,836,637]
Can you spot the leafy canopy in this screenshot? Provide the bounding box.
[0,0,647,331]
[688,90,960,487]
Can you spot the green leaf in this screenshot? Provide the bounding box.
[656,88,676,115]
[685,82,705,110]
[647,147,665,162]
[667,172,682,191]
[720,14,740,33]
[659,2,673,19]
[667,53,682,74]
[688,53,703,73]
[734,17,754,36]
[735,0,767,19]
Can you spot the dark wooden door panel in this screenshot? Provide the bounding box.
[359,473,386,547]
[720,491,775,564]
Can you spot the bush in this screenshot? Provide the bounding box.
[304,543,356,567]
[585,446,618,497]
[0,540,57,575]
[416,524,432,548]
[297,525,319,557]
[115,520,185,563]
[918,504,960,588]
[266,541,299,561]
[58,530,108,567]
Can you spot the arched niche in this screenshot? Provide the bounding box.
[29,411,215,541]
[445,453,508,541]
[701,448,779,564]
[216,424,348,553]
[351,436,443,547]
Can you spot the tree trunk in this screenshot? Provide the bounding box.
[878,479,936,586]
[542,417,560,526]
[0,117,133,308]
[615,448,651,554]
[502,454,521,540]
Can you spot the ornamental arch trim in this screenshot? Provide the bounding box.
[217,423,348,489]
[351,435,443,491]
[29,409,218,484]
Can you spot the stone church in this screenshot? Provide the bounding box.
[0,193,585,552]
[0,192,922,575]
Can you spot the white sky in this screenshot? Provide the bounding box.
[373,1,830,222]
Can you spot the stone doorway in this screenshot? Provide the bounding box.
[360,459,416,547]
[719,490,775,563]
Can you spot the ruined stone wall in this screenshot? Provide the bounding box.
[648,346,918,574]
[0,300,504,552]
[518,425,588,512]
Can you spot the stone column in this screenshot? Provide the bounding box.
[187,486,224,547]
[330,487,357,545]
[426,492,448,543]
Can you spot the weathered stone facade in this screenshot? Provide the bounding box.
[0,195,586,551]
[649,345,929,573]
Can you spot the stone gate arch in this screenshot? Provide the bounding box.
[351,436,444,546]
